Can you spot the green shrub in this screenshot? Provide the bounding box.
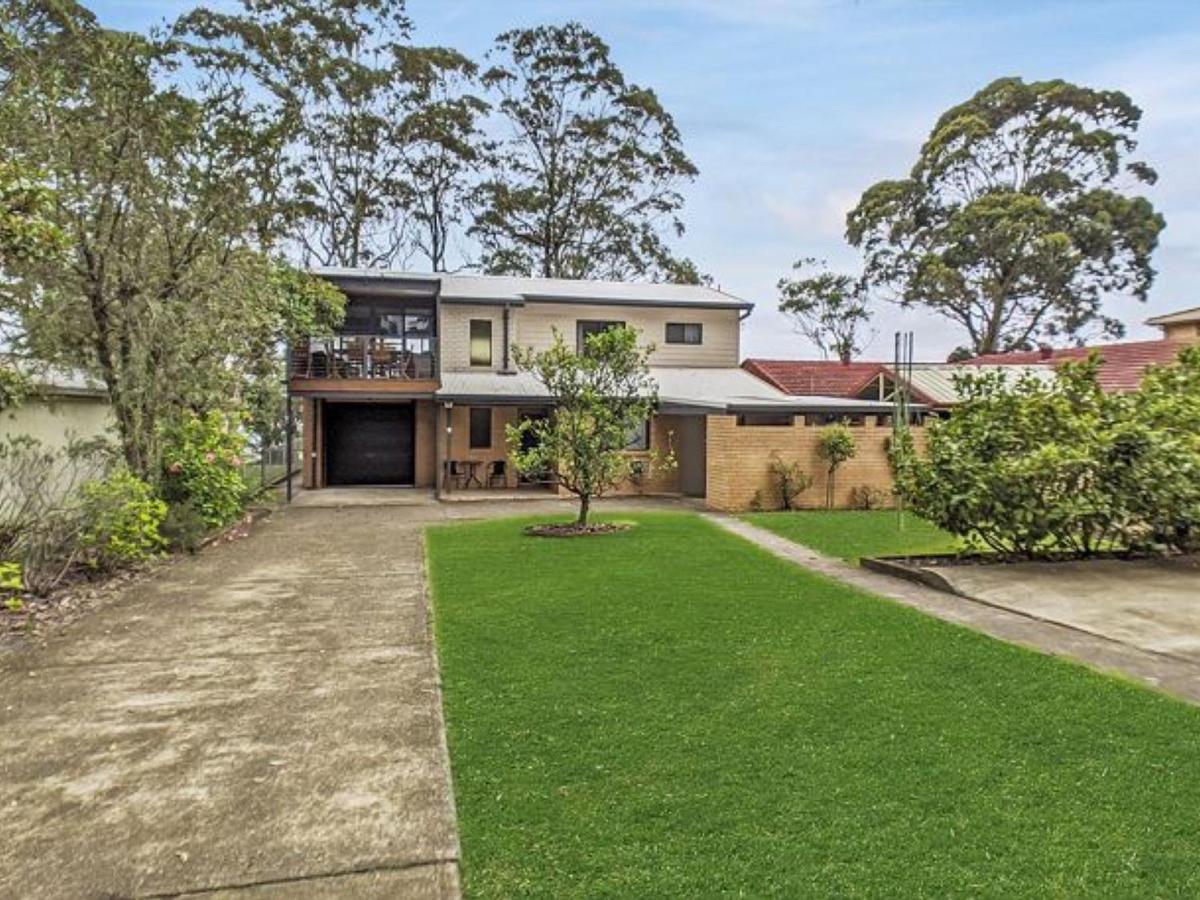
[895,353,1200,557]
[161,499,209,554]
[850,485,889,510]
[161,411,249,529]
[768,454,813,510]
[79,470,167,570]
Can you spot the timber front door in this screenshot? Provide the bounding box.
[324,402,415,486]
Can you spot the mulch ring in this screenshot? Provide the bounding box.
[523,522,632,538]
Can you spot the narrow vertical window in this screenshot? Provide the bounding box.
[470,320,492,367]
[469,407,492,449]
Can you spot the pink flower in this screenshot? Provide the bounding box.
[230,456,243,468]
[204,452,216,464]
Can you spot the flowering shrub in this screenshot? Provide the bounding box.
[80,470,167,570]
[161,411,249,529]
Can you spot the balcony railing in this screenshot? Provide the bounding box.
[289,335,436,381]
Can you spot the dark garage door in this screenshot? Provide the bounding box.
[324,402,415,486]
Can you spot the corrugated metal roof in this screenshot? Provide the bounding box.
[435,366,895,413]
[313,268,753,309]
[2,357,107,398]
[902,364,1057,405]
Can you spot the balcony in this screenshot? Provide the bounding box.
[289,335,437,381]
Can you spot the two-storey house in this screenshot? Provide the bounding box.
[288,270,895,510]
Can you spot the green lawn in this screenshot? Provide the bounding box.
[742,509,962,561]
[428,512,1200,898]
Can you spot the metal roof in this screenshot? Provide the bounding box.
[435,366,897,414]
[2,357,107,399]
[1146,306,1200,326]
[312,268,753,310]
[902,363,1057,405]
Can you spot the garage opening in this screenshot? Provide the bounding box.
[324,402,415,486]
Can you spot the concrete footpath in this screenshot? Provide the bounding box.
[0,504,461,899]
[710,515,1200,706]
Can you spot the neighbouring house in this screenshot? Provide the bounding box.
[0,360,112,451]
[740,305,1200,504]
[966,308,1200,392]
[289,270,903,511]
[743,358,1056,415]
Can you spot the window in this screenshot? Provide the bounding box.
[737,413,794,427]
[577,319,624,353]
[625,419,650,451]
[665,322,703,345]
[469,407,492,449]
[469,320,492,367]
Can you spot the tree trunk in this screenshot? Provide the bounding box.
[577,493,590,526]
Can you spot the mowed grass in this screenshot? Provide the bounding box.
[743,509,962,561]
[427,512,1200,898]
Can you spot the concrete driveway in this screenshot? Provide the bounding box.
[0,503,462,899]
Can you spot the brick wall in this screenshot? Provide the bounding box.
[705,414,925,512]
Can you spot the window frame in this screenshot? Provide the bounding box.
[469,319,493,367]
[624,418,651,451]
[576,319,625,353]
[737,413,795,427]
[469,407,493,449]
[665,322,703,345]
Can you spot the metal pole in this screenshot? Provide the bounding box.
[285,339,294,504]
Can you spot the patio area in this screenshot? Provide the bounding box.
[927,555,1200,664]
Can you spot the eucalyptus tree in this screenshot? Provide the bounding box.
[777,258,872,363]
[392,47,488,271]
[0,3,343,476]
[847,77,1165,356]
[472,22,698,280]
[176,0,416,267]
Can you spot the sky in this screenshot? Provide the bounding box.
[94,0,1200,361]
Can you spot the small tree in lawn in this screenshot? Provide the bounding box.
[507,326,661,528]
[818,425,857,509]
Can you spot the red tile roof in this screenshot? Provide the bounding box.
[969,339,1191,393]
[742,359,889,397]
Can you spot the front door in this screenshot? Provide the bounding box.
[324,402,415,486]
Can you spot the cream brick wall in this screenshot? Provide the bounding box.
[705,415,927,512]
[439,303,505,371]
[439,300,742,370]
[514,302,740,367]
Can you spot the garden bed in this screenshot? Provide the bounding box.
[1,505,272,651]
[523,521,630,538]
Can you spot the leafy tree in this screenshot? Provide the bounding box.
[393,47,488,270]
[0,158,63,269]
[817,425,857,509]
[0,7,344,476]
[177,0,485,270]
[847,77,1165,355]
[507,326,662,526]
[473,22,698,280]
[778,258,872,362]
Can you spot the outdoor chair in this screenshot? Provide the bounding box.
[445,460,467,490]
[487,460,507,488]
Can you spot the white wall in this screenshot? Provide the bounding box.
[439,301,742,371]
